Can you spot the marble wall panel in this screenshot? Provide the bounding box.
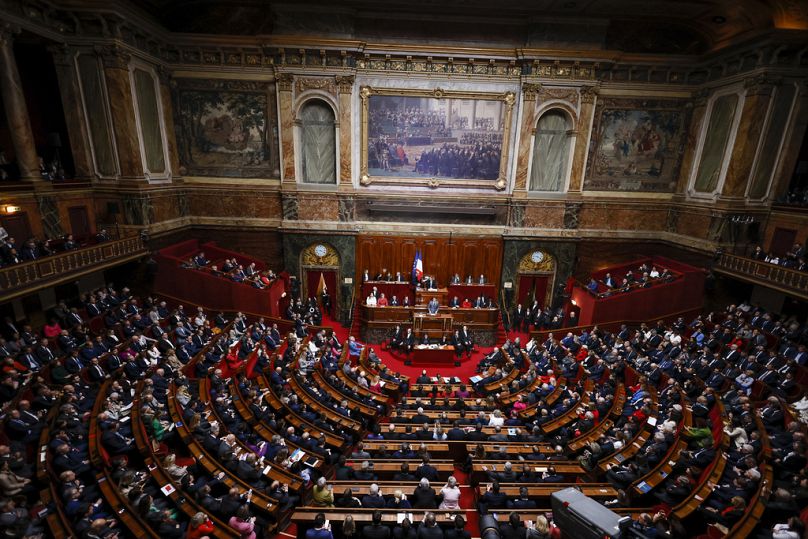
[296,194,340,221]
[693,94,739,193]
[187,189,282,219]
[674,209,713,241]
[523,204,565,229]
[578,204,667,232]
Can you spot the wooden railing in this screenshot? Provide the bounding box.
[0,235,147,300]
[714,251,808,299]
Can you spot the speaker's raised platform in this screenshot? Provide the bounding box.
[360,305,498,345]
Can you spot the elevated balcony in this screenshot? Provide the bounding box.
[713,252,808,301]
[0,235,148,302]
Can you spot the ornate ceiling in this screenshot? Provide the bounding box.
[125,0,808,54]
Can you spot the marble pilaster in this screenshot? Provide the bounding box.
[157,66,181,180]
[674,90,709,195]
[567,86,597,193]
[771,81,808,201]
[720,76,776,201]
[0,24,40,181]
[97,45,144,181]
[277,73,296,184]
[512,83,540,193]
[49,44,94,180]
[336,75,353,188]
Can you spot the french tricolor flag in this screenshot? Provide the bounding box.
[412,250,423,284]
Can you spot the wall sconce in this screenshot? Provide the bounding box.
[2,205,21,214]
[571,299,577,306]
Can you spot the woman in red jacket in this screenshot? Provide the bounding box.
[186,512,215,539]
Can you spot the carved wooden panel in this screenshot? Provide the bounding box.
[355,234,503,287]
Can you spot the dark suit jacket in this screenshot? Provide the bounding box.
[363,524,392,539]
[411,486,437,508]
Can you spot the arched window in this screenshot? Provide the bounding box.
[529,110,571,192]
[299,100,336,184]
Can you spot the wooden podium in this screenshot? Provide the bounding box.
[413,313,453,335]
[415,287,448,305]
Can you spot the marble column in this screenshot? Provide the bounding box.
[157,66,181,180]
[277,72,296,184]
[48,44,94,180]
[771,81,808,201]
[0,24,40,181]
[336,75,354,188]
[97,45,144,181]
[674,89,709,196]
[567,85,598,193]
[720,75,776,201]
[512,83,540,193]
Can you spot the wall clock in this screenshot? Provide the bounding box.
[314,244,328,257]
[531,251,544,263]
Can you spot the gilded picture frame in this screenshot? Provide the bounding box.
[359,86,516,190]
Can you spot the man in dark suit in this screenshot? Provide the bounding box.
[101,423,133,455]
[417,513,444,539]
[411,479,437,509]
[478,481,507,514]
[507,486,537,509]
[361,486,387,510]
[363,510,392,539]
[416,457,439,481]
[483,462,517,483]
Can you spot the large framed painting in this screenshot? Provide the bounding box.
[584,98,690,192]
[172,79,279,178]
[359,87,516,190]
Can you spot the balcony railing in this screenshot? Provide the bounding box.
[0,235,148,300]
[714,252,808,300]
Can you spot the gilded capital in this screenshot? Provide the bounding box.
[47,44,78,67]
[744,74,778,97]
[693,88,711,107]
[522,83,541,102]
[335,75,354,94]
[95,44,131,70]
[276,72,294,92]
[156,64,173,86]
[579,85,598,104]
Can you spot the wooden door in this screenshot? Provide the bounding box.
[769,228,797,257]
[0,212,32,242]
[68,206,91,240]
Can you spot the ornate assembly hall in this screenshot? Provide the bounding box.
[0,1,807,538]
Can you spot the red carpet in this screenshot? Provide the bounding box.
[320,312,534,384]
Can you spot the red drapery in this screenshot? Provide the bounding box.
[305,269,337,316]
[517,275,549,308]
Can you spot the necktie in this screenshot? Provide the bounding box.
[27,354,39,369]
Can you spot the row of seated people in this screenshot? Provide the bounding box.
[352,308,788,532]
[0,230,110,267]
[585,262,677,297]
[303,510,486,539]
[5,286,316,538]
[288,312,740,536]
[179,250,280,289]
[386,326,475,358]
[361,270,490,286]
[90,307,354,539]
[750,243,807,272]
[520,308,805,537]
[26,295,201,538]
